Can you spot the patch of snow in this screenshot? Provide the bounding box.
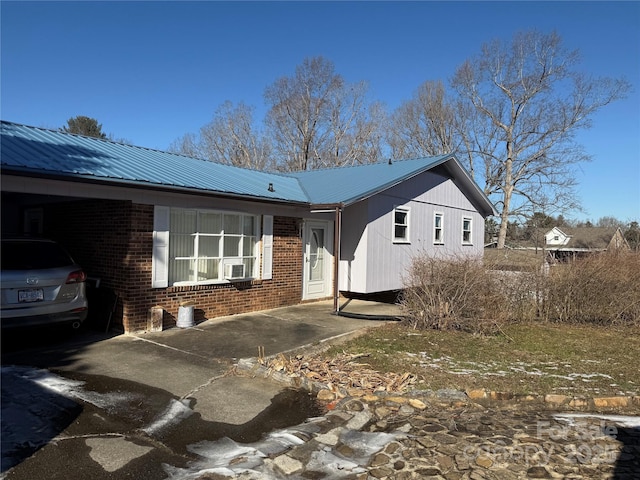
[18,365,142,409]
[553,413,640,429]
[142,399,194,435]
[161,424,403,480]
[413,352,624,390]
[305,450,366,478]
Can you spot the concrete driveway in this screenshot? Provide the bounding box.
[1,300,397,479]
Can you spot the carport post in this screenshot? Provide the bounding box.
[333,205,342,314]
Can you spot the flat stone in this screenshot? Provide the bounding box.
[491,469,519,480]
[370,453,390,467]
[336,444,355,457]
[346,410,372,430]
[469,471,488,480]
[415,466,442,476]
[435,389,469,402]
[433,433,458,444]
[593,396,630,408]
[436,454,454,470]
[384,442,401,454]
[454,454,471,470]
[272,454,303,475]
[544,394,569,405]
[417,436,438,448]
[315,428,341,446]
[393,472,415,480]
[422,423,447,432]
[475,455,493,468]
[409,398,427,409]
[344,399,365,411]
[526,466,551,478]
[375,406,391,418]
[399,405,416,415]
[568,398,588,408]
[467,389,487,400]
[286,439,323,463]
[362,394,381,403]
[347,388,365,397]
[396,423,412,433]
[317,389,335,401]
[369,466,394,477]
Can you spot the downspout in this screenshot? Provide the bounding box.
[333,205,342,314]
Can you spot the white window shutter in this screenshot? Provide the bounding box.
[262,215,273,280]
[152,206,170,288]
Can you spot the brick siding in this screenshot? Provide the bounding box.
[44,199,303,333]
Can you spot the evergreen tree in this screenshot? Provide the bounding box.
[62,116,107,139]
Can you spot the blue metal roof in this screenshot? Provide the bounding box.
[1,121,495,216]
[0,121,307,203]
[290,156,452,206]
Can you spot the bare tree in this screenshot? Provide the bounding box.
[387,81,458,159]
[168,132,202,158]
[450,30,631,249]
[264,56,383,171]
[596,216,626,229]
[169,102,271,169]
[322,85,386,168]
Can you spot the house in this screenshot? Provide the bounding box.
[544,226,630,261]
[1,121,496,333]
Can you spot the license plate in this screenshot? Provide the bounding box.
[18,288,44,303]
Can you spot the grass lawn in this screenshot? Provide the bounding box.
[325,322,640,398]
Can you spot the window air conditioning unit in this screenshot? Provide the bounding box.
[224,263,246,280]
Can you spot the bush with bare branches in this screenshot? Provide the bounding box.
[400,255,508,334]
[541,251,640,325]
[402,252,640,333]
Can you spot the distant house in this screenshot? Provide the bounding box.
[544,226,630,261]
[1,121,495,333]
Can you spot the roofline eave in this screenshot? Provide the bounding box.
[0,168,311,208]
[441,157,498,217]
[334,154,497,216]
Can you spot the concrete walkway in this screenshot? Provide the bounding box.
[1,299,397,479]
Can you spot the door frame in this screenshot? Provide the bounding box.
[302,219,334,300]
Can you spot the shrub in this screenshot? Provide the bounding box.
[402,251,640,332]
[401,255,508,334]
[541,251,640,325]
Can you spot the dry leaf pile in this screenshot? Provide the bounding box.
[261,352,417,397]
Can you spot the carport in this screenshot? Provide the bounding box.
[2,190,133,331]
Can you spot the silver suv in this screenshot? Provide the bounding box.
[1,238,88,329]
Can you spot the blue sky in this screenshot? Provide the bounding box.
[2,1,639,222]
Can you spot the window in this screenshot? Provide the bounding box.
[434,212,444,244]
[462,217,473,244]
[168,208,259,285]
[393,207,410,243]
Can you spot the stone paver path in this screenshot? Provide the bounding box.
[173,389,639,480]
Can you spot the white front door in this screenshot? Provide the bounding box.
[303,221,333,300]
